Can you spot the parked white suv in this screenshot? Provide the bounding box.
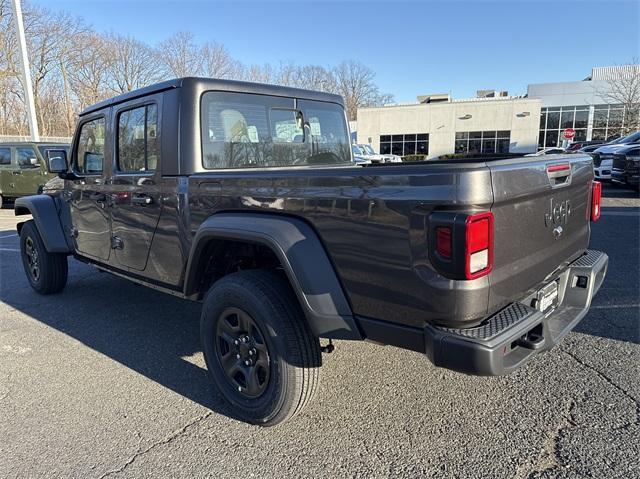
[354,144,402,163]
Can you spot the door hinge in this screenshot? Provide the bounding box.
[111,236,124,250]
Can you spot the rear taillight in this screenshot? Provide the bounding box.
[436,227,452,258]
[429,211,494,281]
[465,212,494,279]
[591,181,602,222]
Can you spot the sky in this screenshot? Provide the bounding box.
[31,0,640,103]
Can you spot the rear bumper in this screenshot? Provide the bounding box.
[424,250,608,376]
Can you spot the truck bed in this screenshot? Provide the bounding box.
[186,153,594,329]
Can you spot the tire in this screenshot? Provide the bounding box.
[200,270,321,426]
[20,220,68,294]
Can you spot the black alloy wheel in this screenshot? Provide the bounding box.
[214,307,271,398]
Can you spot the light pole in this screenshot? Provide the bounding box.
[11,0,39,141]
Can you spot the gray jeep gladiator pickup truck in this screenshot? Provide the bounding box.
[15,78,608,426]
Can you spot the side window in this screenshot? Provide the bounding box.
[17,147,38,168]
[76,117,106,174]
[117,104,158,173]
[0,147,11,167]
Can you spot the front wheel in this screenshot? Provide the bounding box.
[200,270,321,426]
[20,220,68,294]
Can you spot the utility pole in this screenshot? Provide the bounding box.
[11,0,39,141]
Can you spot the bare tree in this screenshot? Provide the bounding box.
[157,31,202,78]
[202,41,242,79]
[106,34,162,94]
[291,65,334,92]
[68,33,113,110]
[332,60,393,120]
[599,61,640,134]
[0,0,18,80]
[244,63,276,84]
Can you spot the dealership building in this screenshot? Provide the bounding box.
[354,65,638,159]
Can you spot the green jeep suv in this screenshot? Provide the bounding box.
[0,142,69,208]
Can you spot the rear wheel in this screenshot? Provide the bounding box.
[200,270,321,426]
[20,220,68,294]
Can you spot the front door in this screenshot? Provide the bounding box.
[68,114,112,262]
[13,146,47,195]
[108,100,162,271]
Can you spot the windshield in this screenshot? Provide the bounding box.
[201,91,351,168]
[360,144,376,155]
[610,131,640,144]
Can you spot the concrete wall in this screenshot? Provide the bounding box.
[527,80,612,107]
[357,98,541,158]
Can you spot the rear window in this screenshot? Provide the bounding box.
[201,91,351,169]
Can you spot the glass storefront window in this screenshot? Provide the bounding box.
[379,133,429,156]
[482,139,496,153]
[560,109,575,129]
[608,109,624,128]
[574,110,588,129]
[592,129,607,140]
[574,129,587,142]
[546,111,560,130]
[497,138,510,153]
[594,110,608,128]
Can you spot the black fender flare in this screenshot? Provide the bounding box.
[184,213,362,340]
[14,195,72,254]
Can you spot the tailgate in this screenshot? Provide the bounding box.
[487,154,593,311]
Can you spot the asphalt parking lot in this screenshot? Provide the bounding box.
[1,184,638,479]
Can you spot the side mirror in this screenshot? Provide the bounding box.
[29,157,39,167]
[46,149,68,174]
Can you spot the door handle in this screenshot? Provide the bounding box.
[131,194,153,206]
[12,171,22,175]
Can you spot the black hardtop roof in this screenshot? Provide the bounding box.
[80,77,345,116]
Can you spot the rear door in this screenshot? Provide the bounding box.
[0,146,12,198]
[488,154,593,309]
[108,96,162,271]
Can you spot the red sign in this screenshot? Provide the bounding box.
[563,128,576,140]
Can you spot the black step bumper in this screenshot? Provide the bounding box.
[424,250,608,376]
